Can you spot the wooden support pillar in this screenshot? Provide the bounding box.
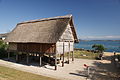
[68,41,70,64]
[62,42,65,67]
[72,42,74,61]
[72,50,74,61]
[60,54,61,60]
[16,52,18,62]
[26,53,29,64]
[55,54,57,70]
[36,53,37,57]
[55,53,57,70]
[8,52,10,61]
[33,53,35,60]
[39,54,42,67]
[54,43,57,70]
[48,54,50,63]
[31,53,33,60]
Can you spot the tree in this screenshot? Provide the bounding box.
[0,41,8,58]
[92,44,106,53]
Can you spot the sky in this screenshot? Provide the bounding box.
[0,0,120,40]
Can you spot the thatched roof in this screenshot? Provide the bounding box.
[5,15,78,43]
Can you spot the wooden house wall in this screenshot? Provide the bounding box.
[17,43,55,53]
[9,42,73,54]
[70,42,74,52]
[9,43,56,53]
[57,23,74,54]
[8,43,17,51]
[56,41,74,54]
[60,24,74,41]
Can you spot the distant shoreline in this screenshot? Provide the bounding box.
[74,48,120,53]
[79,40,120,41]
[75,40,120,52]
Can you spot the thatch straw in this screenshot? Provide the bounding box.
[5,15,78,43]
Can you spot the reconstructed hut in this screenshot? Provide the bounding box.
[5,15,79,70]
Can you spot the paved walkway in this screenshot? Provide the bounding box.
[0,58,96,80]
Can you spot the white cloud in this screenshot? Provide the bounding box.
[79,35,120,40]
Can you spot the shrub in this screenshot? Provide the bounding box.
[92,44,106,53]
[0,41,8,58]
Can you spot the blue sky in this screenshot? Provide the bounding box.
[0,0,120,40]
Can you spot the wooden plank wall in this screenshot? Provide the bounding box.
[60,24,74,41]
[56,41,74,54]
[17,43,55,53]
[8,43,17,51]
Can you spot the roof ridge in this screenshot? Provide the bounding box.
[18,14,72,25]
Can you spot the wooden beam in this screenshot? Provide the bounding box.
[55,43,57,70]
[59,39,74,42]
[72,50,74,61]
[39,54,42,67]
[16,52,18,62]
[48,54,50,63]
[55,53,57,70]
[60,54,62,60]
[36,53,37,57]
[31,53,34,60]
[71,43,74,61]
[26,53,29,64]
[68,41,70,64]
[62,42,65,67]
[8,52,10,61]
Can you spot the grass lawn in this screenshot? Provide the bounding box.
[73,50,99,59]
[64,50,99,60]
[0,65,58,80]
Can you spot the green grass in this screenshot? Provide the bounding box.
[63,50,99,60]
[0,66,58,80]
[73,50,99,59]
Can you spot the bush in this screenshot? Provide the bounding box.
[0,41,8,58]
[92,44,106,53]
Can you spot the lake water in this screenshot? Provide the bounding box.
[74,40,120,52]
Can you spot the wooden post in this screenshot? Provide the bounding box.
[8,52,10,61]
[33,53,35,60]
[26,53,29,64]
[48,54,50,63]
[72,48,74,61]
[39,54,42,67]
[68,41,70,64]
[36,53,37,57]
[31,53,33,60]
[62,42,65,67]
[54,43,57,70]
[55,53,57,70]
[16,52,18,62]
[60,54,62,60]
